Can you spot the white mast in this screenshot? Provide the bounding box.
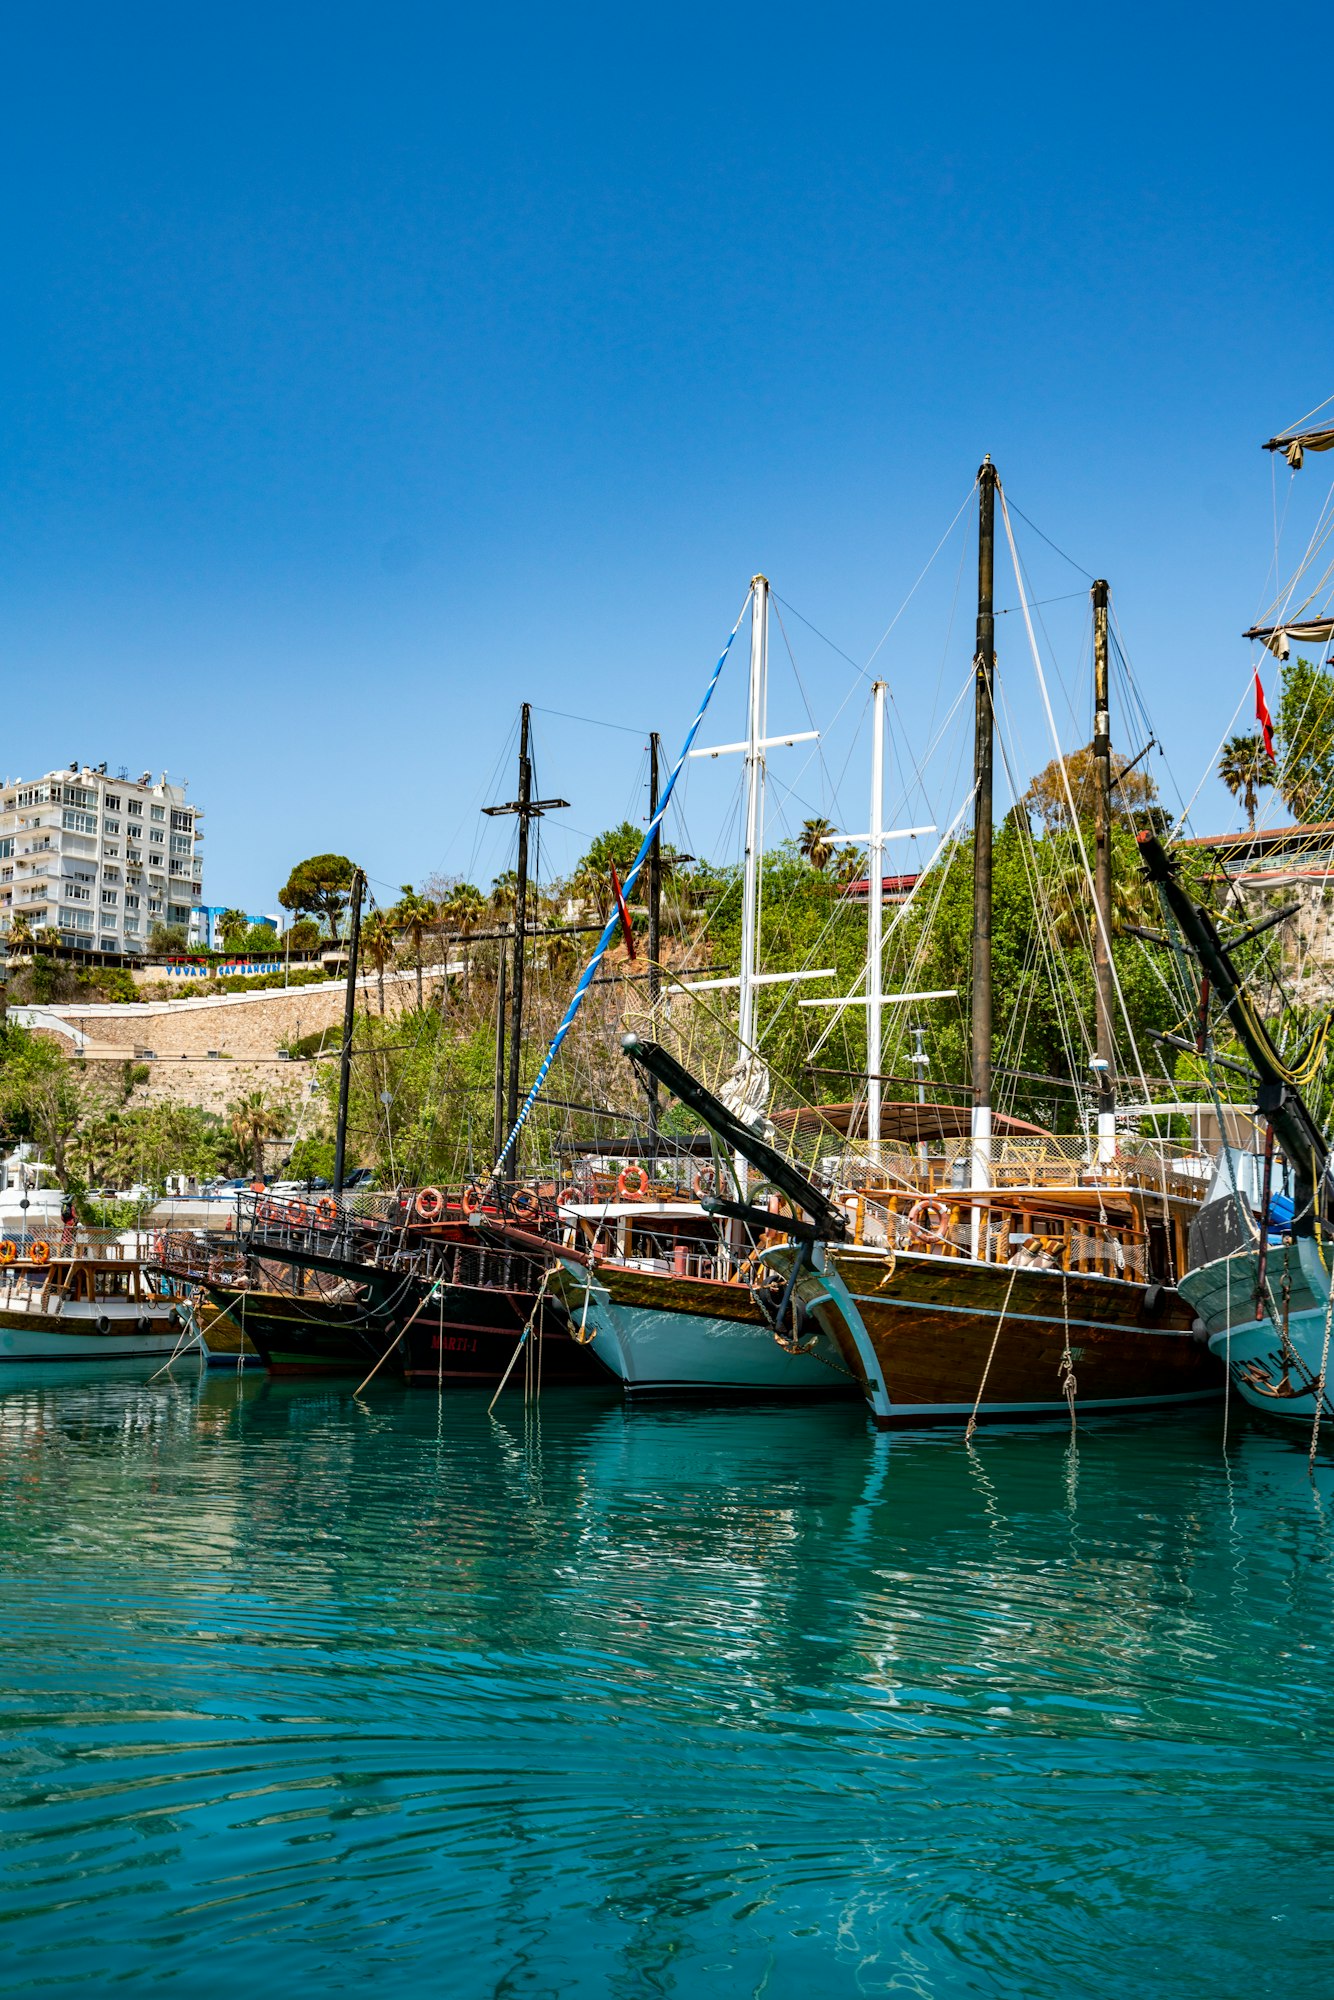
[866,678,886,1159]
[738,574,768,1063]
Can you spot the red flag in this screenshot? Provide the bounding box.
[609,863,636,959]
[1255,670,1276,760]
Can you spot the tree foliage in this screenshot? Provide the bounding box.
[278,854,357,937]
[1020,743,1159,832]
[1277,655,1334,822]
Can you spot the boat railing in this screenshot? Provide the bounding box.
[838,1190,1150,1282]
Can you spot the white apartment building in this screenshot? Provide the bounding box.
[0,764,203,957]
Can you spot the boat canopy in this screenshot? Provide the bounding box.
[770,1101,1051,1144]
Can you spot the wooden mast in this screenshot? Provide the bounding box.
[647,730,662,1156]
[332,866,364,1197]
[481,707,569,1183]
[970,460,998,1221]
[1091,577,1117,1160]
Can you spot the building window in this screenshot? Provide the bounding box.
[170,810,192,832]
[150,805,166,822]
[16,787,48,807]
[105,794,120,811]
[149,828,164,844]
[65,885,92,902]
[167,904,190,924]
[0,840,11,860]
[124,915,139,933]
[127,847,142,863]
[63,786,93,808]
[104,818,120,835]
[125,893,140,910]
[64,910,94,932]
[101,889,118,906]
[127,799,142,816]
[104,844,121,859]
[62,810,97,834]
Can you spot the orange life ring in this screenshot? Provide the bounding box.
[287,1199,307,1226]
[461,1183,484,1215]
[0,1240,14,1264]
[315,1196,337,1226]
[617,1163,650,1199]
[510,1188,538,1220]
[415,1186,444,1220]
[907,1197,951,1242]
[693,1166,716,1197]
[29,1240,50,1265]
[557,1186,581,1208]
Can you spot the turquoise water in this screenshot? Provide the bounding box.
[1,1372,1332,1997]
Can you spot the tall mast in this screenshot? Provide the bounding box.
[866,679,886,1159]
[1091,577,1117,1163]
[738,576,769,1062]
[491,947,507,1162]
[647,730,662,1156]
[505,703,533,1175]
[332,866,364,1197]
[970,460,998,1203]
[481,707,569,1184]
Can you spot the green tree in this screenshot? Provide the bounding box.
[1021,744,1159,831]
[286,917,322,954]
[798,817,837,871]
[278,854,358,938]
[571,824,644,920]
[440,880,485,1007]
[0,1027,87,1182]
[1218,731,1275,831]
[148,922,189,956]
[227,1089,288,1178]
[393,884,438,1010]
[243,923,279,957]
[7,913,34,956]
[218,908,248,951]
[360,908,399,1014]
[1277,655,1334,821]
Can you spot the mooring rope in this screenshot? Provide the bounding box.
[965,1263,1021,1442]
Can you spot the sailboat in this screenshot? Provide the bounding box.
[616,462,1222,1426]
[1160,411,1334,1423]
[545,576,858,1399]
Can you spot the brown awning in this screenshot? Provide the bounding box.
[771,1100,1052,1144]
[1243,617,1334,659]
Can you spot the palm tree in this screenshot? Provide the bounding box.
[1218,731,1276,832]
[7,912,34,958]
[227,1089,287,1179]
[393,884,436,1010]
[799,817,837,871]
[218,907,248,952]
[443,881,484,1007]
[489,869,518,920]
[360,908,399,1015]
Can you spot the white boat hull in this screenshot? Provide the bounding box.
[1180,1234,1334,1423]
[0,1306,185,1363]
[556,1260,854,1398]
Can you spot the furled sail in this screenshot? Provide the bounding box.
[1262,428,1334,470]
[1243,617,1334,659]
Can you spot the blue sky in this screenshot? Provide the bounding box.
[2,2,1328,913]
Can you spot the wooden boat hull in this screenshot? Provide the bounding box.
[764,1243,1222,1426]
[205,1280,611,1386]
[549,1259,857,1399]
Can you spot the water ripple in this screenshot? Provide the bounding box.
[2,1377,1334,1994]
